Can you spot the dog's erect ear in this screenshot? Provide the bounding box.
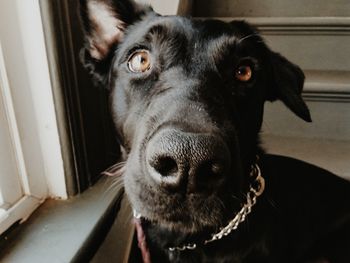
[265,51,312,122]
[79,0,151,85]
[80,0,149,60]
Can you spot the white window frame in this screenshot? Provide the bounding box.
[0,0,67,235]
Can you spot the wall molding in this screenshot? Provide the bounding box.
[140,0,193,15]
[200,17,350,35]
[303,70,350,102]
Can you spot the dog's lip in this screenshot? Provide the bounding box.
[131,196,241,235]
[130,191,233,224]
[133,209,142,219]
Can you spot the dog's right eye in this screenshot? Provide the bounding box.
[127,50,151,73]
[235,65,252,82]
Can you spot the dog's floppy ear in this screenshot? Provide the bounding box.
[265,51,312,122]
[79,0,151,86]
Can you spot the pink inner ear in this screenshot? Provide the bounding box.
[87,1,126,60]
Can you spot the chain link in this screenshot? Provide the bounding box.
[168,164,265,252]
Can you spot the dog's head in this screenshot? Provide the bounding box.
[80,0,311,234]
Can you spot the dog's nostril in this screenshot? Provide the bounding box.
[211,162,224,175]
[151,156,178,177]
[197,161,225,178]
[187,160,225,193]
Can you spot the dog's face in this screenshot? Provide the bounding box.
[80,0,311,234]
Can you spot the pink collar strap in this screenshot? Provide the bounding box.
[134,218,152,263]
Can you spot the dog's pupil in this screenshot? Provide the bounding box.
[129,51,150,72]
[238,67,247,75]
[135,55,144,66]
[236,66,252,81]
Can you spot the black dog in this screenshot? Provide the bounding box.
[79,1,350,262]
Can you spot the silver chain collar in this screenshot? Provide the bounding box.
[168,164,265,252]
[133,164,265,252]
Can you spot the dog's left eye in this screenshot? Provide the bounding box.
[235,65,252,82]
[128,50,151,73]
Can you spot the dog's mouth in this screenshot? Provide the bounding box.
[125,157,263,235]
[127,185,234,233]
[132,164,265,251]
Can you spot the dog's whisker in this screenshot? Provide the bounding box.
[102,166,126,200]
[103,181,124,200]
[231,194,240,201]
[109,178,124,191]
[237,33,261,44]
[102,161,127,177]
[107,176,124,192]
[217,198,226,211]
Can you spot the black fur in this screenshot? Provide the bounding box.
[79,1,350,262]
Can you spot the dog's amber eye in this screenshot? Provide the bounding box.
[235,65,252,82]
[128,50,151,73]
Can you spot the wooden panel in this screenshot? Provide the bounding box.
[303,70,350,101]
[0,45,23,206]
[263,101,350,141]
[140,0,193,15]
[193,0,350,17]
[263,34,350,71]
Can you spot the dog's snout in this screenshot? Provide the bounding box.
[146,129,230,192]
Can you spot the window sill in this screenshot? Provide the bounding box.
[0,177,125,263]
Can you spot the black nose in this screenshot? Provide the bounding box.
[146,129,230,192]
